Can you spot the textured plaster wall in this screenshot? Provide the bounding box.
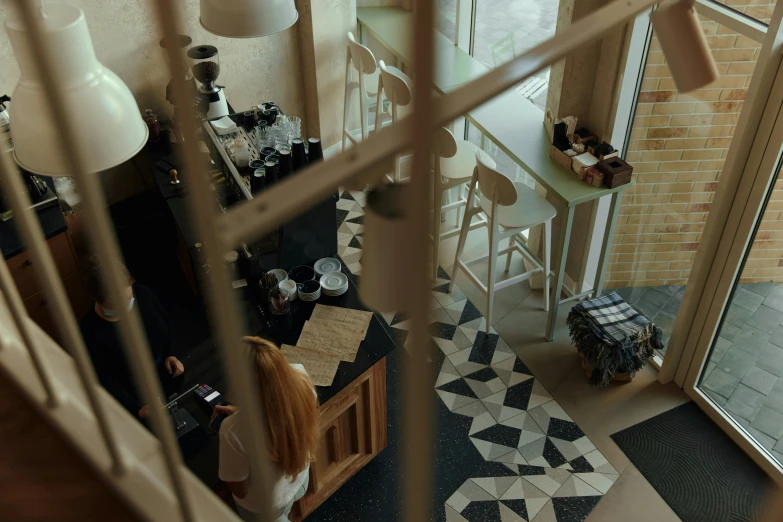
[0,0,305,130]
[297,0,358,148]
[0,0,305,203]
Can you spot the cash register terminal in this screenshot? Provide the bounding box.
[165,383,229,438]
[195,384,229,433]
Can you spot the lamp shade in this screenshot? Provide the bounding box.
[200,0,298,38]
[650,0,719,93]
[359,184,412,313]
[5,4,147,176]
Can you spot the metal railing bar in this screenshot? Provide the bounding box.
[0,197,58,408]
[219,0,660,249]
[10,1,195,519]
[150,1,276,521]
[0,149,130,474]
[403,0,437,519]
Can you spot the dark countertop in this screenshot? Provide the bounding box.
[250,275,395,406]
[146,138,235,260]
[1,202,67,259]
[175,264,395,488]
[144,135,395,488]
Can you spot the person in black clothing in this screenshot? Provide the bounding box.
[80,261,185,418]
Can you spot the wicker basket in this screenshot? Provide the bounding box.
[579,353,633,383]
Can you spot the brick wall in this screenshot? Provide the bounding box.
[605,14,781,288]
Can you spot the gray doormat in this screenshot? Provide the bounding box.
[611,402,773,522]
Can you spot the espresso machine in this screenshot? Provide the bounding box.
[187,45,228,120]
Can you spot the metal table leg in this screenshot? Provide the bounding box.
[593,192,621,299]
[546,205,574,341]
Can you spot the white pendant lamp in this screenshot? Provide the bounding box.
[4,3,148,176]
[200,0,298,38]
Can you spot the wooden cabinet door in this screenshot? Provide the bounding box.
[7,233,75,301]
[22,273,89,347]
[314,387,365,490]
[290,357,387,520]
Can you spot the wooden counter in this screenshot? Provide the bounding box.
[291,357,387,520]
[144,135,394,518]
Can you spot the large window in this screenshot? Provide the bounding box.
[447,0,560,188]
[471,0,557,109]
[710,0,776,24]
[611,19,762,356]
[699,164,783,466]
[437,0,458,43]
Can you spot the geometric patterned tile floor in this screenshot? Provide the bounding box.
[333,188,619,521]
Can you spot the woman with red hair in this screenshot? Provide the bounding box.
[213,337,319,521]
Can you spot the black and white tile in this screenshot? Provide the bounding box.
[335,188,617,522]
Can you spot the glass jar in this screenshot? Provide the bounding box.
[268,287,290,316]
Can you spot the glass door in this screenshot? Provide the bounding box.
[672,2,783,482]
[693,160,783,473]
[610,3,770,366]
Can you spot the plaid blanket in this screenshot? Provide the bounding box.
[567,292,662,386]
[579,292,652,344]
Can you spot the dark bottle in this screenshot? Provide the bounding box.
[291,138,306,171]
[264,161,278,186]
[308,137,323,163]
[268,106,280,124]
[278,149,293,180]
[251,168,265,193]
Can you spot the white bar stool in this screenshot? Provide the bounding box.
[431,127,492,279]
[374,60,413,183]
[450,151,557,333]
[342,32,381,150]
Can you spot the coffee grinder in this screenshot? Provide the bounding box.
[187,45,228,120]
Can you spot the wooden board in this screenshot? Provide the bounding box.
[309,304,373,340]
[280,344,341,387]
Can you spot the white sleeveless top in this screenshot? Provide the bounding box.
[217,364,312,513]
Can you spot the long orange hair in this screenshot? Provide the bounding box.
[244,337,319,477]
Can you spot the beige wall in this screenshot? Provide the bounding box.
[297,0,358,148]
[0,0,305,121]
[0,0,305,203]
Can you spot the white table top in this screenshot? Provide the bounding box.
[357,6,632,207]
[357,7,488,94]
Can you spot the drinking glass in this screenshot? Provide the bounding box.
[255,126,273,149]
[268,287,290,316]
[288,116,301,142]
